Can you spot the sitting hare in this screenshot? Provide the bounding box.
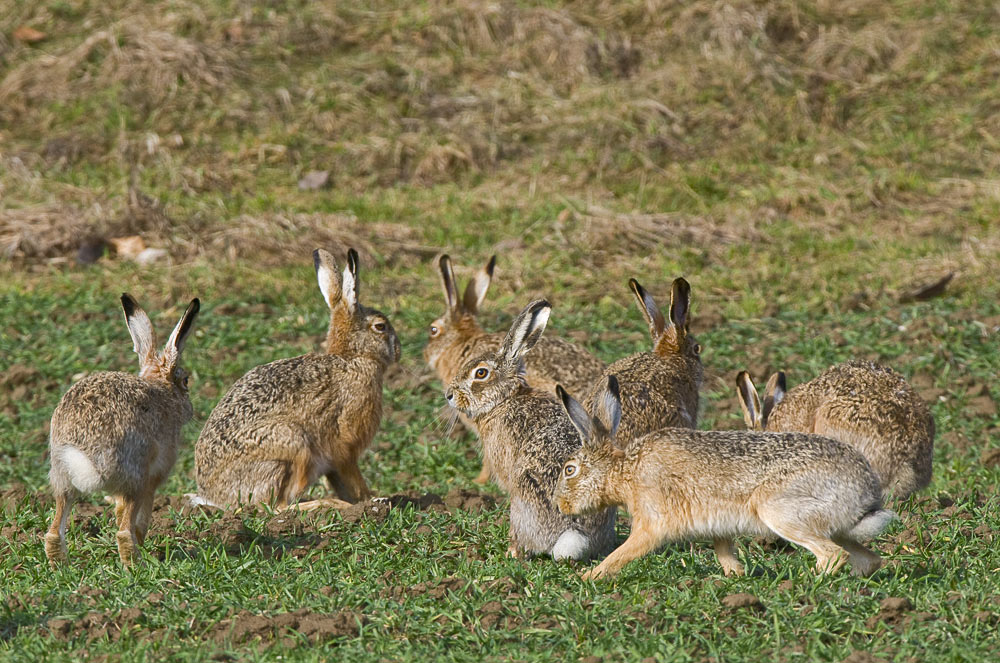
[194,248,400,509]
[740,362,934,499]
[446,299,616,560]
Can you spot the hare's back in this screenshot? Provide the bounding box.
[525,336,604,396]
[51,372,173,446]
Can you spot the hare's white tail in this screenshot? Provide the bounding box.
[184,493,218,508]
[552,528,590,560]
[848,508,896,542]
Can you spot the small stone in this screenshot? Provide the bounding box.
[298,170,331,190]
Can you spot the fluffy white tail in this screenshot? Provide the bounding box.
[848,508,896,542]
[552,529,591,560]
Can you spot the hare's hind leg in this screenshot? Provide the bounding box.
[831,534,883,576]
[758,508,847,574]
[713,538,745,576]
[45,492,74,565]
[113,495,140,566]
[330,460,371,503]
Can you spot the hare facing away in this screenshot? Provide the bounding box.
[45,294,200,566]
[554,375,894,580]
[587,278,703,443]
[740,361,934,499]
[194,248,401,509]
[425,254,605,483]
[445,300,616,560]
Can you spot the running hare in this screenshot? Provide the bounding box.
[45,294,200,566]
[555,375,894,580]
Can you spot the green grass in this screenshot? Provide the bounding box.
[3,0,1000,660]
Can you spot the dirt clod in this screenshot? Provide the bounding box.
[721,593,765,612]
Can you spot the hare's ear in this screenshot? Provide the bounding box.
[313,249,341,310]
[438,254,460,313]
[121,294,157,367]
[669,277,691,331]
[341,248,360,315]
[736,371,762,430]
[629,279,665,339]
[462,255,496,314]
[498,299,550,370]
[762,371,786,425]
[558,384,593,444]
[163,298,201,370]
[595,375,623,440]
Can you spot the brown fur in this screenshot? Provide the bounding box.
[750,361,934,500]
[425,255,605,483]
[587,278,702,442]
[194,248,400,508]
[446,300,617,560]
[45,294,200,566]
[556,377,894,580]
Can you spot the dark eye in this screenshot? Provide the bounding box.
[564,463,578,478]
[373,321,387,332]
[474,367,489,380]
[182,375,189,388]
[429,325,439,337]
[692,343,701,355]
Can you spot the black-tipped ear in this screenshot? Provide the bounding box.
[438,254,459,312]
[164,298,200,368]
[499,299,551,369]
[629,278,665,339]
[736,371,762,430]
[669,277,691,330]
[763,371,786,425]
[121,293,156,364]
[558,384,593,444]
[462,254,495,314]
[342,248,360,313]
[603,375,623,437]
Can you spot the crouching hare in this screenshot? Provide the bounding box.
[445,300,616,560]
[741,361,934,500]
[46,294,200,566]
[555,375,895,580]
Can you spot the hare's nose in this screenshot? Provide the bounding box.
[445,389,455,404]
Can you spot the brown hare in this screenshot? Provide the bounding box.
[587,278,702,443]
[739,362,934,499]
[194,248,400,509]
[425,254,605,483]
[445,299,616,560]
[554,375,894,580]
[45,294,200,566]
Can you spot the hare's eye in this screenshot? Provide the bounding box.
[473,367,489,380]
[373,321,387,332]
[182,375,189,388]
[564,463,578,478]
[429,325,439,337]
[692,343,701,355]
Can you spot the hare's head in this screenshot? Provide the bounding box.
[554,376,623,516]
[424,254,496,373]
[314,248,401,366]
[630,277,701,364]
[121,293,200,414]
[445,299,549,419]
[735,370,786,431]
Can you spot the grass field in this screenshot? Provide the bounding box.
[2,1,1000,661]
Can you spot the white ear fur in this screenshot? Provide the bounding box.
[500,300,550,368]
[598,375,622,438]
[762,371,786,426]
[120,294,157,366]
[313,249,341,309]
[463,255,496,314]
[736,371,763,430]
[438,254,459,312]
[162,298,200,370]
[342,249,359,314]
[629,279,665,339]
